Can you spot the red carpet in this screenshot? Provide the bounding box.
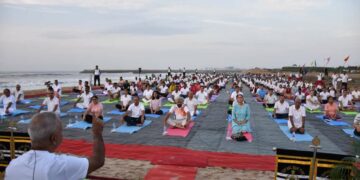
[144,165,198,180]
[57,139,275,171]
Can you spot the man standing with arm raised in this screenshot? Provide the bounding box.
[5,112,105,179]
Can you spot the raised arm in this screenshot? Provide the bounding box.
[86,115,105,175]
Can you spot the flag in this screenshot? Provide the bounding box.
[326,57,330,65]
[344,56,350,62]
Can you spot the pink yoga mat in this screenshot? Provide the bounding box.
[166,122,195,137]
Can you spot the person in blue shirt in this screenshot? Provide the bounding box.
[256,85,267,102]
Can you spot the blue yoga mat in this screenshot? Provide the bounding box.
[107,110,126,115]
[20,99,32,104]
[342,129,360,140]
[18,119,32,124]
[227,115,232,122]
[0,109,31,118]
[161,108,169,114]
[112,120,152,134]
[66,117,112,129]
[29,105,42,110]
[145,114,161,118]
[67,108,85,113]
[59,112,67,118]
[60,101,69,106]
[279,126,313,142]
[315,115,350,126]
[268,112,288,124]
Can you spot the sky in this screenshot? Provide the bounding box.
[0,0,359,71]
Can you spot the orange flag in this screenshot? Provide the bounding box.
[344,56,350,62]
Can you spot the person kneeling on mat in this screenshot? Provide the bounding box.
[273,94,289,119]
[231,94,251,141]
[163,97,191,135]
[120,96,145,126]
[82,95,103,123]
[288,98,306,134]
[145,91,163,115]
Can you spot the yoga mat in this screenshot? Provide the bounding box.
[67,108,85,113]
[163,102,175,107]
[341,111,359,116]
[59,112,68,118]
[161,108,170,114]
[0,109,31,118]
[68,98,79,102]
[19,99,32,104]
[111,120,152,134]
[315,115,350,126]
[107,110,126,115]
[30,101,68,108]
[197,104,208,109]
[265,108,274,112]
[145,114,161,118]
[342,129,360,139]
[228,106,233,111]
[101,99,118,104]
[267,112,288,124]
[226,123,232,140]
[306,109,322,114]
[166,122,194,137]
[66,117,112,129]
[279,126,313,142]
[18,118,32,124]
[28,105,42,110]
[227,115,232,122]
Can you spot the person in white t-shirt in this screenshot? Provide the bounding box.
[180,84,189,98]
[120,96,145,126]
[74,86,93,109]
[304,90,320,111]
[158,82,169,97]
[0,89,16,116]
[263,89,277,108]
[142,85,154,104]
[338,90,355,111]
[331,73,338,90]
[351,88,360,102]
[163,97,191,135]
[107,83,121,100]
[196,86,209,105]
[37,88,60,114]
[115,89,132,111]
[288,98,306,134]
[184,92,199,116]
[72,80,83,94]
[229,86,243,105]
[168,85,181,103]
[52,80,62,99]
[340,72,349,90]
[5,112,105,180]
[94,65,101,86]
[294,88,306,104]
[319,89,330,104]
[13,84,24,103]
[273,94,289,119]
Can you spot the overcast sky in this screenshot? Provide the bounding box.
[0,0,359,71]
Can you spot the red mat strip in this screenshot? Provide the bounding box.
[57,139,275,171]
[144,165,197,180]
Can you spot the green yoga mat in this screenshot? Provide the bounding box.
[265,108,274,112]
[228,106,233,111]
[101,99,119,104]
[341,111,359,116]
[163,102,175,107]
[197,104,208,109]
[306,109,322,113]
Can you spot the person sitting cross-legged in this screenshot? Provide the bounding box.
[145,91,163,115]
[163,97,191,135]
[288,98,306,134]
[120,96,145,126]
[263,89,277,108]
[304,90,321,111]
[323,96,341,120]
[273,94,289,119]
[115,89,132,112]
[5,112,105,179]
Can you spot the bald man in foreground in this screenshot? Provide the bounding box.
[5,112,105,180]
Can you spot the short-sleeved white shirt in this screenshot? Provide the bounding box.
[52,84,62,96]
[320,92,330,100]
[306,95,319,105]
[13,89,24,101]
[0,95,16,110]
[160,86,168,94]
[143,89,153,99]
[274,101,289,114]
[288,105,306,129]
[121,95,132,106]
[180,87,189,96]
[184,98,198,112]
[264,94,277,104]
[5,150,88,180]
[42,97,60,114]
[196,91,208,103]
[338,95,353,107]
[172,91,181,100]
[127,103,145,118]
[80,92,93,107]
[230,91,243,100]
[169,105,189,120]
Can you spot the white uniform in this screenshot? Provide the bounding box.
[288,105,306,129]
[0,95,16,115]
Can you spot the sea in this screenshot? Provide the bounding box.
[0,71,152,91]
